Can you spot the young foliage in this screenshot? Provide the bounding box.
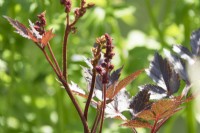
[145,53,180,99]
[106,69,144,99]
[4,12,55,48]
[104,88,130,120]
[122,97,184,132]
[173,29,200,65]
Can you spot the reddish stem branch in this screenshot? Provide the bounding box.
[47,43,62,76]
[84,69,97,120]
[151,119,158,133]
[42,48,60,77]
[154,117,171,132]
[62,13,70,80]
[59,77,90,133]
[91,105,101,133]
[41,45,89,133]
[99,84,107,133]
[84,43,101,120]
[62,8,87,80]
[92,103,103,132]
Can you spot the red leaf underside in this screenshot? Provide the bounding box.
[41,29,55,46]
[106,69,144,99]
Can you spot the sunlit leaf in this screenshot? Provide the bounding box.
[4,16,30,39]
[151,99,181,120]
[105,88,130,120]
[139,84,167,100]
[164,49,189,83]
[136,110,155,121]
[133,98,183,126]
[83,57,93,68]
[83,66,124,99]
[106,69,143,99]
[41,29,55,46]
[121,119,152,129]
[28,20,42,40]
[173,45,194,64]
[68,81,88,99]
[146,52,180,96]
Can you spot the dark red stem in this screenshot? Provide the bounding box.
[99,84,107,133]
[62,13,70,80]
[154,117,170,133]
[41,46,89,133]
[59,77,90,133]
[47,43,62,76]
[91,106,101,133]
[84,69,97,120]
[151,119,158,133]
[42,48,60,77]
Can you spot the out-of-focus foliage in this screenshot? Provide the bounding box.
[0,0,200,132]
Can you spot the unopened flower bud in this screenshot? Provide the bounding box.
[109,64,114,70]
[74,8,80,18]
[87,3,95,8]
[96,66,102,74]
[109,52,115,59]
[81,0,86,6]
[65,0,71,13]
[101,62,107,68]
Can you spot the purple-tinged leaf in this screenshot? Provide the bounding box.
[168,65,180,94]
[83,66,124,100]
[83,66,116,91]
[139,84,167,100]
[4,16,31,39]
[146,52,180,96]
[164,49,189,84]
[129,89,151,115]
[28,20,42,40]
[173,45,194,64]
[146,53,167,90]
[109,66,123,85]
[190,29,200,56]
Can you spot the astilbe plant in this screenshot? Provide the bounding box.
[4,0,200,132]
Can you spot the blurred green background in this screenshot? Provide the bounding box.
[1,0,200,132]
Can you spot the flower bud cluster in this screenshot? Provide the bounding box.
[74,1,94,19]
[74,7,86,19]
[96,33,115,84]
[60,0,71,13]
[91,35,105,66]
[34,12,46,35]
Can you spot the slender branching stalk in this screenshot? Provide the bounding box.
[99,84,107,133]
